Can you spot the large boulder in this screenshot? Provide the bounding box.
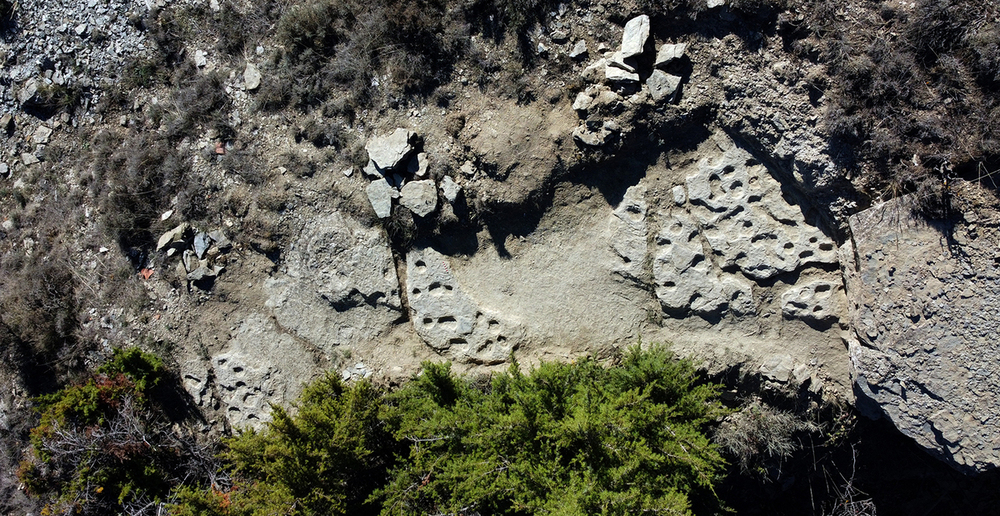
[846,198,1000,472]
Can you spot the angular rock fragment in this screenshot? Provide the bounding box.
[572,120,620,146]
[569,40,588,59]
[654,43,687,68]
[572,92,593,112]
[440,176,461,203]
[244,63,261,91]
[647,70,682,102]
[620,15,650,58]
[157,223,190,251]
[605,64,639,83]
[366,178,395,218]
[399,180,438,217]
[365,128,416,171]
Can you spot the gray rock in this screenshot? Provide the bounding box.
[0,163,8,177]
[605,63,639,83]
[572,92,593,112]
[440,175,461,203]
[551,30,569,43]
[75,23,88,36]
[671,185,686,205]
[537,42,550,56]
[17,79,38,106]
[208,230,232,250]
[211,314,318,429]
[651,135,837,316]
[182,249,199,273]
[157,223,189,251]
[407,152,429,177]
[647,70,682,102]
[608,51,638,73]
[846,197,1000,472]
[781,280,845,323]
[759,354,794,383]
[32,126,52,145]
[620,15,649,59]
[655,43,687,68]
[406,247,524,364]
[20,153,39,166]
[363,160,381,178]
[186,265,217,282]
[581,58,607,82]
[707,0,725,7]
[193,231,212,259]
[263,211,401,354]
[572,121,619,146]
[194,50,208,67]
[569,40,588,59]
[399,179,438,217]
[244,63,261,91]
[366,178,395,218]
[365,128,415,171]
[609,184,648,282]
[460,161,477,176]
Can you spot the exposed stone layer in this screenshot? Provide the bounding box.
[846,198,1000,472]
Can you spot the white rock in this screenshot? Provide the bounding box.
[620,15,649,59]
[342,167,354,177]
[672,185,686,205]
[608,51,637,73]
[366,128,415,171]
[655,43,687,68]
[366,178,395,218]
[32,126,52,144]
[244,63,261,91]
[399,180,438,217]
[460,161,477,176]
[20,153,39,166]
[605,64,639,83]
[581,58,608,82]
[572,92,594,112]
[407,152,429,177]
[440,176,461,203]
[569,40,588,59]
[194,50,208,68]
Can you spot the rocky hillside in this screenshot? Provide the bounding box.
[2,0,1000,512]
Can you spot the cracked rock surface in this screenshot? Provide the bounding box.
[846,197,1000,472]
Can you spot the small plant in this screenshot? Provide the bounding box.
[713,398,819,474]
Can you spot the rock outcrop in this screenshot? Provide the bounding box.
[264,212,401,354]
[651,137,837,316]
[406,248,524,364]
[846,198,1000,472]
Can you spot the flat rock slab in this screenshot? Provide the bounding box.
[406,247,523,364]
[846,198,1000,472]
[366,128,415,171]
[655,43,687,68]
[399,179,438,217]
[647,70,682,102]
[366,178,395,218]
[620,15,649,58]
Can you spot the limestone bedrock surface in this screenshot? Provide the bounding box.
[264,211,401,354]
[652,137,837,317]
[406,247,524,364]
[846,198,1000,472]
